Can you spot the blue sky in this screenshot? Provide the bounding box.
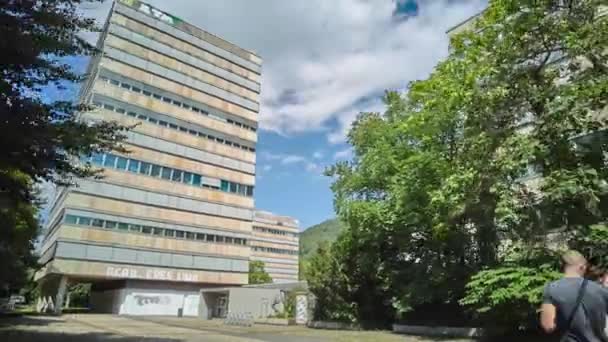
[49,0,486,229]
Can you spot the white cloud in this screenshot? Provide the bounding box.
[334,148,353,160]
[313,151,324,160]
[84,0,485,143]
[281,155,307,165]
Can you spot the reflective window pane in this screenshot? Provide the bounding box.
[105,221,117,229]
[164,229,175,238]
[192,174,202,186]
[65,215,78,225]
[104,154,117,167]
[171,170,183,182]
[175,231,185,238]
[153,228,163,236]
[118,223,129,230]
[183,172,193,185]
[92,219,104,227]
[150,165,162,177]
[161,167,172,180]
[78,217,91,226]
[129,224,141,233]
[116,157,128,170]
[128,160,140,173]
[139,162,151,175]
[141,226,152,234]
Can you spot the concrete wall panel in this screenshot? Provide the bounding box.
[100,58,257,122]
[63,193,252,233]
[106,32,259,101]
[104,46,258,112]
[111,14,260,84]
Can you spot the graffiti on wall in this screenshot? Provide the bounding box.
[133,295,171,306]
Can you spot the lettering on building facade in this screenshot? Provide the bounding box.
[105,266,199,282]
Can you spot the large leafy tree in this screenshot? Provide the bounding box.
[0,0,127,292]
[315,0,608,328]
[248,261,273,284]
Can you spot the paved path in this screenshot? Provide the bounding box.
[0,314,474,342]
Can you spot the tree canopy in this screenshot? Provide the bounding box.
[0,0,127,292]
[311,0,608,329]
[248,260,273,285]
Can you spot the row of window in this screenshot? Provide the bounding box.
[64,214,248,245]
[251,246,298,256]
[98,75,257,133]
[253,226,298,238]
[88,152,254,197]
[95,98,255,153]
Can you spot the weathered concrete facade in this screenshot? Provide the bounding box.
[250,211,300,283]
[37,0,265,315]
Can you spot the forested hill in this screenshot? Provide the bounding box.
[299,218,344,260]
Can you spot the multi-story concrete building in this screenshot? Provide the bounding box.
[250,211,300,283]
[36,0,274,316]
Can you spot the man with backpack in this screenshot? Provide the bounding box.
[540,250,608,342]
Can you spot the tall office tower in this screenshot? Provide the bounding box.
[250,211,300,283]
[36,0,261,315]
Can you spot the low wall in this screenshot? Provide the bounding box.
[307,321,360,330]
[392,324,484,338]
[254,318,295,326]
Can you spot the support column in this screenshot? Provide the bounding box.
[53,275,68,315]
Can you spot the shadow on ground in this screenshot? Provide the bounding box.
[0,316,182,342]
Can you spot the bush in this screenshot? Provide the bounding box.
[460,264,560,332]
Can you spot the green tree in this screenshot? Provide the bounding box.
[0,0,128,292]
[248,260,273,284]
[320,0,608,329]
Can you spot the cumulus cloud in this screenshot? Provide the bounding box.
[334,148,354,160]
[84,0,485,143]
[262,151,326,175]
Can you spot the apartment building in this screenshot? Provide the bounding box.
[251,211,300,283]
[36,0,264,316]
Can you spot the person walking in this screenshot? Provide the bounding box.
[540,250,608,342]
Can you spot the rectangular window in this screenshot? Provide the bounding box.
[92,219,104,227]
[234,238,242,245]
[246,186,253,197]
[197,132,206,138]
[188,129,197,136]
[92,153,104,165]
[120,83,130,90]
[65,215,78,225]
[192,174,202,187]
[196,233,205,241]
[127,111,137,117]
[150,165,162,177]
[105,221,117,229]
[220,180,230,192]
[238,184,247,196]
[179,127,187,132]
[141,226,152,234]
[225,237,233,244]
[139,162,151,175]
[148,118,158,124]
[186,232,195,240]
[116,108,125,114]
[118,223,129,230]
[153,94,162,100]
[171,170,183,182]
[78,217,91,226]
[206,234,215,242]
[153,228,163,236]
[207,135,215,141]
[161,167,172,180]
[169,123,178,130]
[215,235,224,243]
[183,172,193,185]
[104,154,117,167]
[128,159,140,173]
[192,107,200,113]
[172,100,182,107]
[131,86,141,93]
[175,231,185,239]
[162,97,171,103]
[110,79,119,86]
[116,157,128,170]
[182,104,191,110]
[158,121,168,127]
[137,114,146,120]
[216,138,225,144]
[142,90,151,96]
[230,182,238,193]
[164,229,175,238]
[129,224,141,233]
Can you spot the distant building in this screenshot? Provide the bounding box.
[35,0,299,316]
[251,211,300,283]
